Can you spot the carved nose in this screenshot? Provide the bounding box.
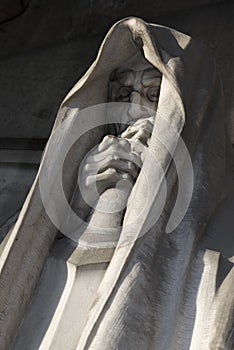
[128,91,146,119]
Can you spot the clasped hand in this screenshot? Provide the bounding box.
[78,118,154,207]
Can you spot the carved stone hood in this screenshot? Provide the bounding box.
[0,17,233,350]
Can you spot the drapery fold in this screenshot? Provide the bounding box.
[0,17,233,350]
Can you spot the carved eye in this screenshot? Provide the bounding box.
[116,86,132,102]
[147,86,160,102]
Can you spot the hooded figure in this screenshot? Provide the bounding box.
[0,17,233,350]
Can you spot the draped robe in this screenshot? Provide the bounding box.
[0,17,233,350]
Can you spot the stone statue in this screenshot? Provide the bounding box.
[70,56,161,242]
[0,17,233,350]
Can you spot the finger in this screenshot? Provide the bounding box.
[82,162,97,174]
[96,169,135,194]
[134,123,153,136]
[109,147,142,168]
[87,137,131,163]
[90,143,141,167]
[121,121,153,140]
[121,125,138,139]
[96,135,131,152]
[86,147,110,163]
[88,135,115,156]
[131,130,151,145]
[82,153,142,178]
[98,159,139,179]
[86,168,117,186]
[134,116,154,128]
[98,135,115,152]
[130,139,148,156]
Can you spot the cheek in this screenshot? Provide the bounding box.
[141,97,157,111]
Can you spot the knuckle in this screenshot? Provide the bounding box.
[127,160,133,169]
[113,155,119,161]
[119,138,130,148]
[109,144,118,153]
[106,168,118,177]
[122,173,133,183]
[85,175,94,187]
[84,163,91,172]
[126,125,134,132]
[138,129,145,135]
[131,139,141,147]
[102,135,114,143]
[106,154,113,163]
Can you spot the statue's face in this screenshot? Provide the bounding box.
[109,61,161,121]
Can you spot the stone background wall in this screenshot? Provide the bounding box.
[0,0,233,239]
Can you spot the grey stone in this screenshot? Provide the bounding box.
[0,17,233,350]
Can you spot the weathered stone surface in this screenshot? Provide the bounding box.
[0,0,233,239]
[0,155,40,240]
[0,16,233,350]
[0,0,233,140]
